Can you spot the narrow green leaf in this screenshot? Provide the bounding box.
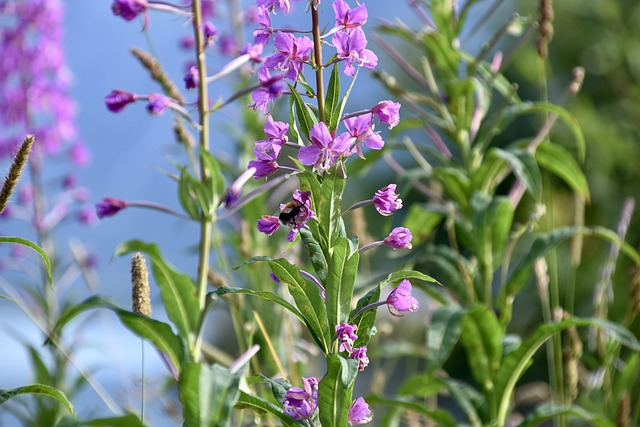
[178,168,203,220]
[200,150,225,211]
[427,306,464,372]
[236,391,302,426]
[114,240,199,345]
[318,164,347,251]
[520,403,615,427]
[536,142,590,201]
[0,237,52,286]
[442,379,483,427]
[459,304,503,389]
[288,83,318,139]
[385,270,438,285]
[231,256,274,271]
[60,414,146,427]
[333,69,359,130]
[0,384,74,415]
[495,317,640,425]
[318,355,358,427]
[326,238,359,339]
[300,228,329,285]
[350,284,380,348]
[365,395,457,427]
[211,287,306,325]
[269,258,330,352]
[397,374,445,397]
[325,64,341,131]
[493,148,542,200]
[402,205,444,246]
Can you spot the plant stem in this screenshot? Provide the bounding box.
[192,0,212,362]
[311,4,326,124]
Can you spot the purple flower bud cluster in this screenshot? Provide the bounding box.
[104,90,177,117]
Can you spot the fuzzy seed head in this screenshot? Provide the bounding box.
[131,252,151,317]
[0,135,34,214]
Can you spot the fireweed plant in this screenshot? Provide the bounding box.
[19,0,434,425]
[0,1,105,425]
[363,0,640,426]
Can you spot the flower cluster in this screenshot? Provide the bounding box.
[257,189,314,241]
[104,90,180,117]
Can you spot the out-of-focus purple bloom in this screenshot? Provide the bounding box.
[348,397,372,425]
[343,113,383,157]
[243,6,260,24]
[257,0,300,14]
[250,67,285,113]
[218,34,237,56]
[96,197,128,219]
[264,32,313,81]
[184,66,199,89]
[334,0,367,31]
[69,142,90,166]
[146,94,170,115]
[105,89,137,113]
[254,116,288,161]
[350,346,369,371]
[373,184,402,216]
[283,377,319,420]
[332,27,378,77]
[62,174,77,190]
[202,21,218,46]
[111,0,147,21]
[239,42,264,63]
[18,185,33,205]
[387,280,419,316]
[371,100,401,129]
[299,122,351,174]
[223,167,256,208]
[248,159,279,179]
[78,206,98,226]
[384,227,412,249]
[257,214,280,235]
[335,323,358,353]
[179,35,195,50]
[253,6,273,45]
[269,272,281,283]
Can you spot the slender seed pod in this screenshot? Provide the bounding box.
[536,0,554,59]
[563,324,582,402]
[0,135,34,214]
[130,47,186,104]
[569,67,586,96]
[616,392,630,427]
[131,252,152,317]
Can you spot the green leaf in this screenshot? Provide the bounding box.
[427,305,464,372]
[434,167,471,212]
[493,148,542,200]
[325,64,341,131]
[178,168,204,220]
[442,379,483,427]
[326,237,359,340]
[520,403,615,427]
[200,150,225,212]
[385,270,439,285]
[535,142,590,201]
[0,384,74,415]
[612,353,640,407]
[211,286,306,326]
[114,241,199,346]
[397,374,445,397]
[317,164,347,252]
[236,391,302,426]
[180,361,246,427]
[459,304,503,390]
[59,414,146,427]
[49,295,184,373]
[318,355,358,427]
[333,68,359,130]
[300,228,329,285]
[494,317,640,425]
[269,258,330,352]
[288,83,318,139]
[350,284,380,348]
[231,255,274,271]
[365,395,457,427]
[403,205,444,246]
[0,237,52,286]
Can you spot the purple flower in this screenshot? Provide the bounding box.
[257,215,280,235]
[96,197,127,219]
[373,184,402,216]
[218,34,237,56]
[184,66,199,89]
[384,227,412,250]
[269,272,281,283]
[249,67,285,113]
[253,6,273,45]
[264,32,313,81]
[348,397,372,425]
[146,94,170,116]
[349,346,369,371]
[283,377,319,420]
[371,101,401,129]
[257,0,299,14]
[254,116,289,161]
[179,35,195,50]
[105,90,137,113]
[248,159,279,179]
[78,206,98,226]
[202,21,218,45]
[387,280,419,316]
[334,0,367,31]
[111,0,147,21]
[332,27,378,77]
[335,323,358,353]
[343,113,384,157]
[298,122,351,174]
[240,42,265,63]
[68,142,90,166]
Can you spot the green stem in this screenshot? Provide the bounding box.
[192,0,212,362]
[311,4,326,124]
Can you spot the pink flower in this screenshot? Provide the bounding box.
[105,90,137,113]
[373,184,402,216]
[349,346,369,371]
[254,116,289,161]
[184,66,199,89]
[332,27,378,77]
[264,32,313,81]
[111,0,147,21]
[371,100,401,129]
[334,0,367,31]
[335,323,358,353]
[348,397,372,425]
[299,122,351,174]
[96,197,127,219]
[283,377,319,420]
[387,280,419,316]
[343,113,384,157]
[384,227,412,249]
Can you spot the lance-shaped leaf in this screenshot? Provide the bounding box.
[520,403,615,427]
[427,305,464,372]
[493,148,542,200]
[288,83,318,139]
[269,258,330,352]
[350,284,380,348]
[236,391,303,426]
[300,228,329,285]
[114,240,199,347]
[59,414,146,426]
[0,384,74,415]
[326,237,359,340]
[0,237,52,286]
[325,64,341,131]
[365,395,457,427]
[317,164,347,253]
[318,355,359,427]
[536,142,590,201]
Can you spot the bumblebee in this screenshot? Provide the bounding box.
[278,201,303,227]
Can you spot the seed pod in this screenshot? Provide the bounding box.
[536,0,554,59]
[131,252,151,317]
